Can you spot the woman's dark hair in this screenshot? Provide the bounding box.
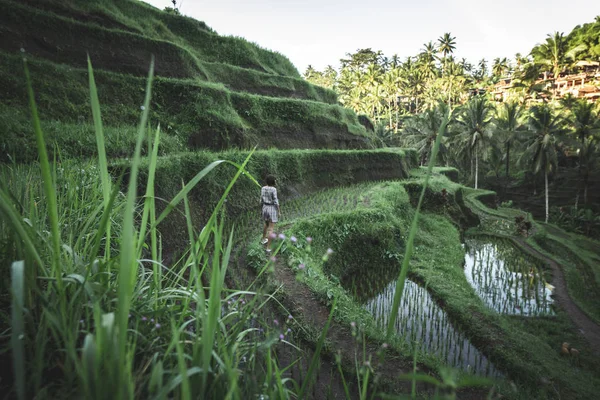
[266,175,276,186]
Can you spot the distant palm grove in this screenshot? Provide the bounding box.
[305,17,600,230]
[305,16,600,124]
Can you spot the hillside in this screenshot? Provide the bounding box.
[0,0,368,162]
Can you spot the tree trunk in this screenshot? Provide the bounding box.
[545,170,549,223]
[470,156,474,185]
[448,80,452,110]
[505,140,511,177]
[584,182,588,205]
[475,146,479,190]
[395,98,399,133]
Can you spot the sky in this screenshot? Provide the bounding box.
[143,0,600,73]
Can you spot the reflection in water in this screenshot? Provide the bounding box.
[464,238,555,316]
[355,278,500,378]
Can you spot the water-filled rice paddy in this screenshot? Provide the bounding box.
[344,272,500,377]
[463,237,555,316]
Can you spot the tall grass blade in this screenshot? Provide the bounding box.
[185,151,258,269]
[174,323,191,400]
[11,261,26,400]
[137,124,161,255]
[200,218,226,392]
[386,112,449,337]
[23,60,62,289]
[336,358,352,400]
[81,334,97,399]
[88,177,123,264]
[117,57,154,396]
[87,56,111,206]
[153,156,260,228]
[88,56,113,259]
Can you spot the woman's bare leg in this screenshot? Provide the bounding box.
[262,221,269,241]
[266,221,275,250]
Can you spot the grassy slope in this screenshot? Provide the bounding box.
[126,148,417,258]
[0,0,366,161]
[245,174,600,399]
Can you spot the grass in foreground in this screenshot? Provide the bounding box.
[0,58,317,399]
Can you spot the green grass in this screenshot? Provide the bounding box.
[3,0,339,104]
[455,188,600,398]
[0,0,355,162]
[530,233,600,324]
[117,148,416,258]
[243,177,600,399]
[245,180,494,374]
[3,0,299,77]
[0,52,365,162]
[0,59,331,400]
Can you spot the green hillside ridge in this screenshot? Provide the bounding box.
[9,0,298,76]
[0,0,367,161]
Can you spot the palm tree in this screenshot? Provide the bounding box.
[385,67,405,131]
[420,42,438,63]
[572,100,600,144]
[475,58,488,82]
[438,34,456,103]
[531,32,586,94]
[523,105,568,222]
[559,93,579,111]
[455,96,495,189]
[390,54,401,69]
[304,65,318,80]
[459,58,472,74]
[381,70,399,129]
[514,53,528,73]
[418,42,439,79]
[363,64,383,119]
[437,33,456,64]
[322,65,338,89]
[403,102,449,165]
[577,138,599,205]
[495,101,525,177]
[491,57,510,78]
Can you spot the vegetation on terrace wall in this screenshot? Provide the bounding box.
[120,148,417,257]
[0,0,361,160]
[2,0,338,104]
[0,53,367,162]
[9,0,299,77]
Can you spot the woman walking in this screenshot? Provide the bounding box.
[260,175,281,252]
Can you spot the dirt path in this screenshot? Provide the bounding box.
[510,237,600,355]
